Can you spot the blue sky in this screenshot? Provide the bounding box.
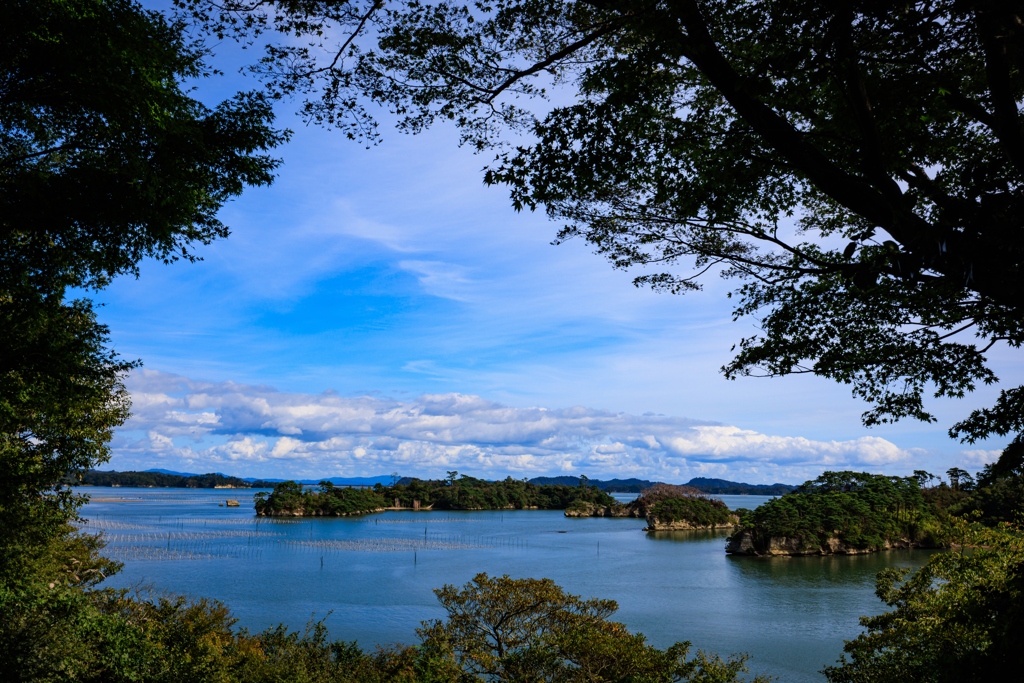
[99,10,1019,482]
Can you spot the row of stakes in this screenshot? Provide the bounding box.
[83,514,611,563]
[95,529,542,561]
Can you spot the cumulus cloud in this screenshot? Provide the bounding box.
[959,449,1002,468]
[661,427,908,465]
[110,370,916,482]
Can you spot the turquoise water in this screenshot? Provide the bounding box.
[79,488,934,682]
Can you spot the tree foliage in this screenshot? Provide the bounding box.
[648,496,733,528]
[731,471,939,553]
[0,295,134,586]
[79,469,274,488]
[255,476,618,515]
[824,520,1024,683]
[2,567,762,682]
[0,0,285,585]
[945,435,1024,524]
[180,0,1024,445]
[2,0,287,293]
[418,573,766,682]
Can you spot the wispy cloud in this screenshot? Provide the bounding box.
[109,370,917,483]
[397,260,477,301]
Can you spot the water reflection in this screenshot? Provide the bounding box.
[727,549,938,586]
[644,528,731,543]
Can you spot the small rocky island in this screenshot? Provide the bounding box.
[725,471,943,556]
[565,484,739,531]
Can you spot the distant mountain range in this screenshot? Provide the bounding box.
[144,469,395,486]
[684,477,795,495]
[77,469,794,494]
[77,469,396,488]
[528,476,794,495]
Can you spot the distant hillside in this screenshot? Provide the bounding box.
[528,476,794,495]
[78,470,793,494]
[80,470,264,489]
[79,470,394,489]
[528,476,659,493]
[684,477,794,495]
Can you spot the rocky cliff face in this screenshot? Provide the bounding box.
[257,507,388,517]
[563,502,643,518]
[725,529,921,555]
[644,514,739,531]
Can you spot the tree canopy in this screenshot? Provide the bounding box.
[181,0,1024,455]
[0,0,285,586]
[419,573,765,682]
[254,476,618,515]
[729,471,939,554]
[824,519,1024,683]
[2,0,287,294]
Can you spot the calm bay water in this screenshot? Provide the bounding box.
[79,488,934,682]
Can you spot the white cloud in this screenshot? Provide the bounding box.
[109,370,917,482]
[959,449,1002,467]
[661,427,909,465]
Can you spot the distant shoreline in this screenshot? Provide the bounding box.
[77,470,796,496]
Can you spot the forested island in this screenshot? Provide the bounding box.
[685,478,795,496]
[563,468,1022,551]
[565,484,738,530]
[723,467,1023,557]
[725,472,939,555]
[254,475,617,516]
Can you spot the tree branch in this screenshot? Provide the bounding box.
[441,22,620,105]
[834,4,905,206]
[1,143,102,167]
[975,4,1024,176]
[297,1,382,78]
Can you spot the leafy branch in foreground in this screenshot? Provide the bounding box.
[419,573,767,683]
[3,564,764,683]
[824,519,1024,683]
[1,0,286,588]
[180,0,1024,451]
